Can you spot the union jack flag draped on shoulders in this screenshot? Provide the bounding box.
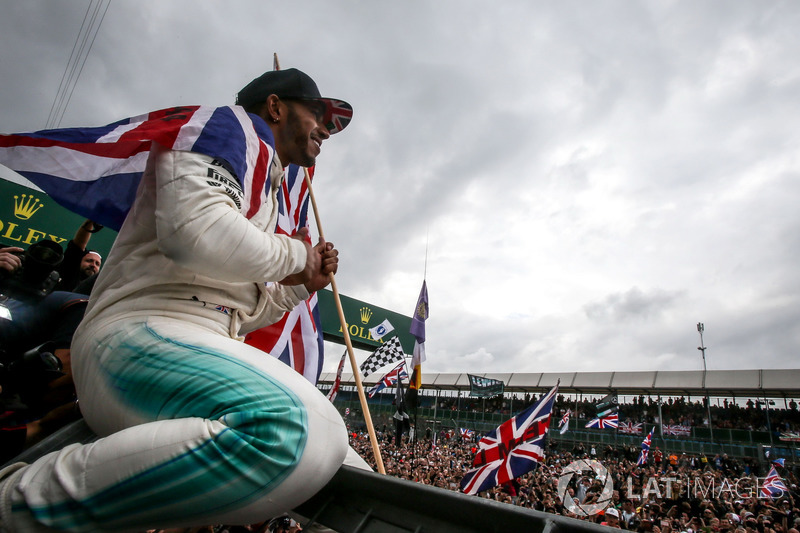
[244,164,326,384]
[760,465,788,499]
[460,384,558,496]
[0,106,274,231]
[637,427,655,466]
[585,412,619,429]
[0,106,325,383]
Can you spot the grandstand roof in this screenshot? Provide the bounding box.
[318,369,800,398]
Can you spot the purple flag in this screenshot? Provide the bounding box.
[409,280,428,343]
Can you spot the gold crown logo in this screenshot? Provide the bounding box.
[359,306,373,324]
[13,194,44,220]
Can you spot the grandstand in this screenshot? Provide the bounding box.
[321,368,800,397]
[321,368,800,462]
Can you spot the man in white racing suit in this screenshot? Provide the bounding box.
[0,68,354,532]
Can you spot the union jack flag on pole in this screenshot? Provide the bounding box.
[760,466,788,500]
[460,384,558,496]
[559,410,570,435]
[326,349,347,402]
[244,163,326,384]
[637,427,655,466]
[367,361,409,398]
[585,412,619,429]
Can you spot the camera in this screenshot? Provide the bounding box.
[0,239,63,302]
[0,343,65,425]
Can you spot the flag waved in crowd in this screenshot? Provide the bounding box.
[326,350,348,402]
[559,409,570,435]
[369,318,394,341]
[585,412,619,429]
[408,280,428,390]
[359,336,405,377]
[760,465,789,500]
[619,421,643,435]
[467,374,505,398]
[662,424,692,436]
[636,427,655,466]
[460,384,558,496]
[367,361,409,398]
[459,428,475,440]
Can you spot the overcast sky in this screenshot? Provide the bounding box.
[2,1,799,376]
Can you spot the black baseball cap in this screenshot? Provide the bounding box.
[236,68,353,134]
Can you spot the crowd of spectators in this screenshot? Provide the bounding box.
[349,429,800,532]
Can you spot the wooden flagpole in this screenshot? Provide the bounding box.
[302,168,386,474]
[272,51,384,474]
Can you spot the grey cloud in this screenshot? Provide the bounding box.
[584,287,683,322]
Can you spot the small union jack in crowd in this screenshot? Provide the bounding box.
[619,420,643,435]
[367,361,408,398]
[637,427,655,466]
[760,466,788,500]
[585,412,619,429]
[559,409,571,435]
[460,384,558,496]
[460,428,475,440]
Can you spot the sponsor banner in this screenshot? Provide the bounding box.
[467,374,505,398]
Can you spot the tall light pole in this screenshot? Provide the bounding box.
[697,323,715,443]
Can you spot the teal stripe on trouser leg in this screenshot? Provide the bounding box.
[9,318,346,532]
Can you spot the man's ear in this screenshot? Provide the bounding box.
[264,94,282,123]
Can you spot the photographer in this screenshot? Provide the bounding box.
[266,515,302,532]
[0,244,88,461]
[53,219,103,293]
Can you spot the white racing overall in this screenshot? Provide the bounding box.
[3,146,349,532]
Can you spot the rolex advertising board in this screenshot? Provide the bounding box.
[0,170,117,255]
[317,289,414,353]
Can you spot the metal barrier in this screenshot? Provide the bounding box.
[6,420,617,533]
[295,465,615,533]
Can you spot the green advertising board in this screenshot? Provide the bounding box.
[0,171,117,255]
[317,290,414,353]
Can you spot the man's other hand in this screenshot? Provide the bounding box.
[0,246,24,274]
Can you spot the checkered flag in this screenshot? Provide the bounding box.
[360,336,405,377]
